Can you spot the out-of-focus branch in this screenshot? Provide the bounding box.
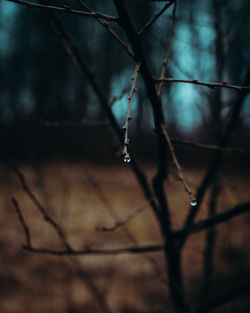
[87,174,165,282]
[78,0,134,58]
[97,206,146,232]
[171,138,244,152]
[12,163,72,251]
[155,77,250,91]
[123,63,141,163]
[138,1,175,35]
[174,202,250,237]
[11,168,112,313]
[161,124,196,205]
[23,244,164,256]
[157,1,176,97]
[7,0,119,22]
[12,197,31,247]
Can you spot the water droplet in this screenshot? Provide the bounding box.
[190,200,197,207]
[123,154,131,163]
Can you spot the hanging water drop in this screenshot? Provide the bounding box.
[190,200,197,207]
[123,153,131,164]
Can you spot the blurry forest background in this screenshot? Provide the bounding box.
[0,0,250,313]
[1,0,250,160]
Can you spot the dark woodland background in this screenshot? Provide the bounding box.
[1,0,250,161]
[0,1,250,313]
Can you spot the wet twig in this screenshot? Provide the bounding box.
[122,63,141,163]
[161,124,196,205]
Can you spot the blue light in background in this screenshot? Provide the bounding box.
[110,69,138,123]
[0,1,18,56]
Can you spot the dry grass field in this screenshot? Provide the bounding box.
[0,160,250,313]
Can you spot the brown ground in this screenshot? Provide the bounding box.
[0,160,250,313]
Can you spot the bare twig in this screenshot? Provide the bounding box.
[171,138,244,152]
[78,0,134,58]
[138,1,175,35]
[7,0,119,22]
[161,124,196,205]
[23,244,164,256]
[109,87,130,107]
[174,202,250,237]
[157,1,177,97]
[155,77,250,91]
[12,197,31,247]
[97,206,146,232]
[122,63,141,163]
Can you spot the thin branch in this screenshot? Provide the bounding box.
[138,1,175,35]
[78,0,134,58]
[11,163,72,251]
[109,86,130,107]
[96,206,146,232]
[171,138,244,152]
[123,63,141,163]
[23,244,164,256]
[155,77,250,91]
[157,1,177,97]
[174,202,250,237]
[7,0,119,22]
[12,197,31,247]
[161,124,196,205]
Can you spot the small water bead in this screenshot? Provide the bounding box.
[190,200,198,207]
[123,153,131,163]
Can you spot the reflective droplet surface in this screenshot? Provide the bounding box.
[123,154,131,163]
[190,200,197,207]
